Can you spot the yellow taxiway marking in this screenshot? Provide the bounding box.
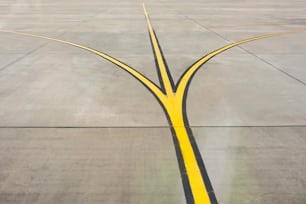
[143,4,174,96]
[0,29,166,103]
[175,30,306,102]
[1,6,305,204]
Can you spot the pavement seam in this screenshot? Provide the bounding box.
[184,16,306,86]
[233,47,306,85]
[0,9,101,73]
[0,42,49,72]
[0,125,305,128]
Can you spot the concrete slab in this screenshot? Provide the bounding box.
[0,0,305,203]
[187,53,306,126]
[194,127,306,204]
[0,128,185,204]
[257,54,306,83]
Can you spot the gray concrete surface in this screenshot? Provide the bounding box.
[0,0,306,203]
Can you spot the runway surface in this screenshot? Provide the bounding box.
[0,0,306,203]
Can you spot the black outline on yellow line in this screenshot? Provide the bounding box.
[0,3,305,204]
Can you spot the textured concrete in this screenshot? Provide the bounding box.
[0,128,184,204]
[0,0,306,203]
[194,127,306,204]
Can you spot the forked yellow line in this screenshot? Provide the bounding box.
[1,9,305,204]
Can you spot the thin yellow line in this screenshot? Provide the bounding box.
[176,30,306,100]
[2,20,305,204]
[143,3,174,96]
[0,29,166,102]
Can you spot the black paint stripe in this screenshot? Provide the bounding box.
[170,126,195,204]
[175,52,210,91]
[146,27,200,203]
[148,31,219,202]
[148,30,166,94]
[147,29,176,93]
[153,30,176,90]
[181,70,218,204]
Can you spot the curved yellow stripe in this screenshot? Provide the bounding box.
[171,30,305,203]
[176,30,306,100]
[0,29,166,101]
[143,4,174,96]
[2,22,304,204]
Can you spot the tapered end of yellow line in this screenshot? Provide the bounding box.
[143,3,148,15]
[0,29,12,33]
[276,29,306,36]
[293,29,306,33]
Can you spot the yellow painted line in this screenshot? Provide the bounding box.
[176,30,306,100]
[1,15,305,204]
[169,29,305,203]
[142,3,211,202]
[143,4,174,96]
[0,29,166,102]
[163,96,212,204]
[156,29,306,204]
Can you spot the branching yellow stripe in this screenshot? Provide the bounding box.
[142,5,211,201]
[0,29,166,102]
[143,4,174,96]
[176,30,306,100]
[1,15,305,204]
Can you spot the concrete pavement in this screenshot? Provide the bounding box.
[0,0,306,203]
